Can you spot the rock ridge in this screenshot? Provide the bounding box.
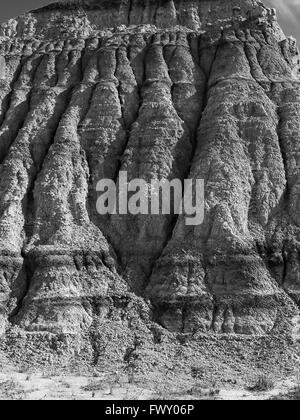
[0,0,299,344]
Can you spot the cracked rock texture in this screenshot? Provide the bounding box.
[0,0,300,348]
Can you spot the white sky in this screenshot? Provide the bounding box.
[265,0,300,41]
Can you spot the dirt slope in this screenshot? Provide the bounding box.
[0,1,299,385]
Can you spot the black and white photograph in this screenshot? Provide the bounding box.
[0,0,300,403]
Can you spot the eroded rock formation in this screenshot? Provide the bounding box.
[0,0,299,341]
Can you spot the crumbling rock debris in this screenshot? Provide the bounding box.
[0,0,300,340]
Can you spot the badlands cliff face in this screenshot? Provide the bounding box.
[0,0,300,344]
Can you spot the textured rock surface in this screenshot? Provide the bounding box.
[0,0,300,354]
